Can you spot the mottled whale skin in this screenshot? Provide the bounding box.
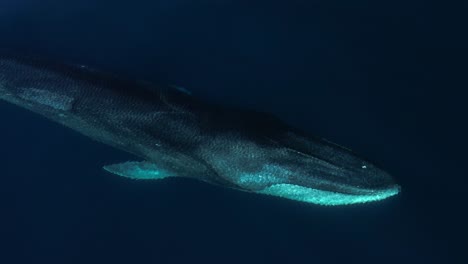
[0,56,400,206]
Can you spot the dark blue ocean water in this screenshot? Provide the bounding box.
[0,1,466,263]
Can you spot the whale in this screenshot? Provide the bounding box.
[0,55,400,206]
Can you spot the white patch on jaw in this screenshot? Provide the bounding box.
[18,88,74,111]
[235,164,290,189]
[259,183,400,206]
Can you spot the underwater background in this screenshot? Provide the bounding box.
[0,0,466,263]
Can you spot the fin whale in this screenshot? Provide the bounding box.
[0,56,400,206]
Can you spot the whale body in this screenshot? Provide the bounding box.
[0,56,400,206]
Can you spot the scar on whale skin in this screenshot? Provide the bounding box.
[18,88,74,111]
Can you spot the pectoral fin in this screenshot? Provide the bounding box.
[103,161,176,180]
